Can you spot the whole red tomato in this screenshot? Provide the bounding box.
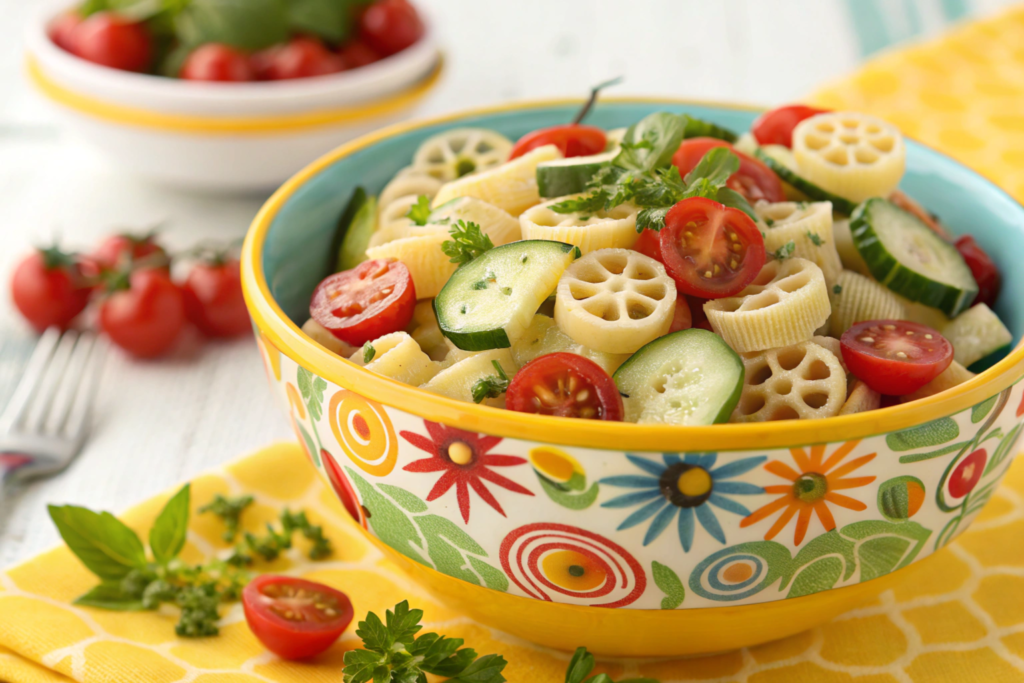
[954,235,1001,308]
[70,12,152,73]
[252,37,345,80]
[182,259,250,338]
[90,233,168,273]
[99,269,185,359]
[181,44,255,82]
[359,0,424,57]
[11,247,92,333]
[49,12,83,53]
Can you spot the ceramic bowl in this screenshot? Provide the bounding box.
[24,0,442,192]
[241,99,1024,657]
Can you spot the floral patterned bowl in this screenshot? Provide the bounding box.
[241,99,1024,657]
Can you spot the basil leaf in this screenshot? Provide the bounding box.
[564,647,594,683]
[48,505,147,580]
[716,187,759,222]
[176,0,289,51]
[80,0,166,20]
[683,147,739,189]
[286,0,358,44]
[158,43,193,78]
[149,484,190,564]
[618,112,687,172]
[74,581,148,611]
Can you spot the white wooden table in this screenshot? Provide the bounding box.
[0,0,1013,567]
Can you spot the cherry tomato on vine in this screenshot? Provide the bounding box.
[751,104,830,147]
[91,233,168,273]
[310,258,416,346]
[509,124,607,160]
[506,353,624,420]
[252,37,345,81]
[840,320,953,396]
[243,575,353,660]
[955,235,1001,308]
[49,12,83,53]
[99,268,185,359]
[70,12,152,73]
[658,196,766,299]
[182,259,249,338]
[337,39,381,69]
[673,138,785,203]
[181,44,255,82]
[359,0,425,57]
[11,247,92,333]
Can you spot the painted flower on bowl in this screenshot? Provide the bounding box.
[600,452,766,551]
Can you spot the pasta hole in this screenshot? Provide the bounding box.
[741,291,780,311]
[776,348,806,371]
[841,119,859,129]
[825,147,849,166]
[870,136,895,152]
[751,262,781,286]
[531,210,561,228]
[805,360,832,381]
[634,282,668,300]
[804,392,830,409]
[855,146,880,164]
[569,283,597,301]
[739,394,766,415]
[768,405,800,421]
[776,273,809,293]
[866,124,881,134]
[748,364,773,386]
[629,263,658,281]
[578,267,608,284]
[628,303,653,320]
[715,297,744,313]
[815,122,835,133]
[775,379,793,395]
[805,134,830,150]
[601,255,628,275]
[839,133,859,144]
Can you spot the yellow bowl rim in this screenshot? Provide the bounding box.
[242,96,1024,452]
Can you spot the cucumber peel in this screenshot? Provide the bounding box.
[754,148,858,215]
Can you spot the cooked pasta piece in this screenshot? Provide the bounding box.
[511,314,630,375]
[894,294,950,331]
[350,332,438,386]
[555,249,677,354]
[812,335,846,372]
[941,303,1013,368]
[368,221,445,249]
[704,258,831,353]
[755,201,842,287]
[431,145,563,216]
[409,300,447,361]
[430,196,521,246]
[732,341,847,422]
[792,112,906,202]
[829,270,906,337]
[365,232,455,300]
[302,318,356,358]
[421,348,517,405]
[733,132,758,156]
[379,167,445,211]
[839,380,881,415]
[901,361,975,403]
[520,198,639,254]
[831,217,871,275]
[412,128,513,182]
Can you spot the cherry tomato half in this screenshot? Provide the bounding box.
[252,37,345,81]
[99,268,185,359]
[243,575,353,660]
[633,227,661,261]
[506,353,624,420]
[359,0,425,57]
[49,12,83,53]
[90,233,168,273]
[11,248,92,333]
[337,39,381,69]
[673,138,785,203]
[658,196,767,299]
[955,236,1001,308]
[182,259,250,338]
[310,259,416,346]
[668,294,693,333]
[509,124,607,160]
[70,12,152,73]
[751,104,830,148]
[181,44,255,82]
[841,320,953,396]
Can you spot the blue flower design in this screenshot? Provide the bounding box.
[600,452,766,551]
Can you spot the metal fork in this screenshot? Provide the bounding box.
[0,328,106,509]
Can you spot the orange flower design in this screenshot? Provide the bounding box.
[740,441,876,546]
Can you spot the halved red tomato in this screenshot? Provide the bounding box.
[752,104,830,147]
[658,197,766,299]
[243,575,353,660]
[506,353,623,420]
[841,320,953,396]
[673,138,785,203]
[310,259,415,346]
[633,227,661,261]
[955,236,1001,308]
[509,124,607,160]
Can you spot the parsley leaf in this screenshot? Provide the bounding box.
[406,195,433,226]
[199,494,253,542]
[362,342,376,363]
[774,241,796,260]
[564,647,659,683]
[806,231,824,246]
[833,284,843,294]
[441,220,494,266]
[471,362,511,404]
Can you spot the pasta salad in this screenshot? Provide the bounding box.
[301,102,1010,426]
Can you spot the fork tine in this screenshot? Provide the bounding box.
[44,332,97,436]
[0,327,61,433]
[22,330,79,435]
[63,335,107,442]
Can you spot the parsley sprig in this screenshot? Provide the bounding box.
[441,220,494,266]
[471,361,511,404]
[406,195,433,226]
[564,647,659,683]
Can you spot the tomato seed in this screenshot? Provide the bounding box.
[860,337,874,343]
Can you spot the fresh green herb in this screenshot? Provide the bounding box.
[471,361,511,404]
[834,284,843,294]
[806,231,824,246]
[774,241,796,260]
[441,220,494,266]
[406,195,433,226]
[198,494,253,542]
[363,342,376,363]
[563,647,658,683]
[342,601,509,683]
[764,217,775,227]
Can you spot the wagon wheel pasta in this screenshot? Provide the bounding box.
[432,144,563,217]
[520,198,639,254]
[732,341,848,422]
[755,201,842,287]
[412,128,513,182]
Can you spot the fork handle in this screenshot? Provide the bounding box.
[0,454,32,512]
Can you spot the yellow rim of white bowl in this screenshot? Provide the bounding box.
[242,97,1024,452]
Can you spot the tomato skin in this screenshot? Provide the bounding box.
[310,259,416,346]
[658,197,767,299]
[506,352,624,421]
[181,44,255,82]
[841,320,953,396]
[91,234,168,273]
[673,138,785,203]
[99,269,185,359]
[253,37,345,80]
[49,12,83,53]
[668,295,693,333]
[11,251,91,333]
[751,104,830,147]
[359,0,424,57]
[70,12,152,73]
[182,260,250,338]
[243,575,353,660]
[509,124,607,160]
[633,228,661,261]
[955,236,1001,308]
[338,39,381,69]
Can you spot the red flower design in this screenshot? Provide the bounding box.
[401,421,533,523]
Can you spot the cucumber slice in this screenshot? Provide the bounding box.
[536,150,618,198]
[851,198,978,317]
[613,329,743,426]
[755,148,858,215]
[335,193,378,272]
[682,115,738,143]
[941,303,1013,368]
[435,240,580,351]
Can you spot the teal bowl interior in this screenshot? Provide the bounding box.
[263,101,1024,348]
